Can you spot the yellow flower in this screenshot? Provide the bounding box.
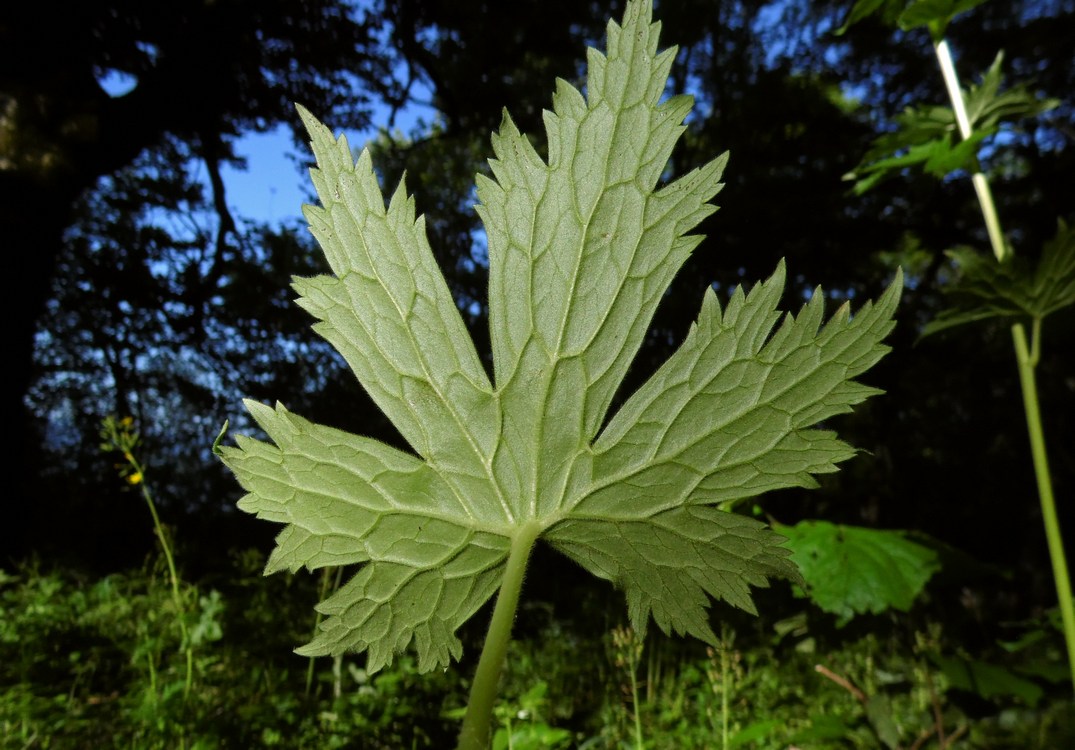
[126,471,143,486]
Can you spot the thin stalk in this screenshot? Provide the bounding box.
[627,645,644,750]
[126,451,194,698]
[720,625,731,750]
[305,566,342,696]
[103,417,195,698]
[146,651,159,701]
[1013,322,1075,689]
[720,651,729,750]
[457,522,541,750]
[933,39,1075,691]
[332,654,343,699]
[933,40,1009,262]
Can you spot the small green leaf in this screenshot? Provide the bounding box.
[934,655,1045,705]
[923,220,1075,336]
[897,0,989,38]
[835,0,906,35]
[865,693,901,748]
[729,719,780,748]
[837,0,986,37]
[211,420,228,457]
[779,521,940,622]
[790,715,854,743]
[846,52,1056,194]
[964,53,1060,132]
[220,0,901,673]
[848,133,988,195]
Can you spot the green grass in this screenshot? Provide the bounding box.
[3,561,1071,749]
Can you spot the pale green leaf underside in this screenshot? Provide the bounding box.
[219,400,510,672]
[548,507,799,640]
[220,0,901,672]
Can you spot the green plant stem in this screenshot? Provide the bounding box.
[933,38,1075,692]
[146,651,159,701]
[933,39,1008,263]
[627,644,644,750]
[131,455,194,698]
[457,522,541,750]
[305,566,342,696]
[720,625,731,750]
[1012,322,1075,690]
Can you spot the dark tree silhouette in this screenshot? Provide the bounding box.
[1,0,398,558]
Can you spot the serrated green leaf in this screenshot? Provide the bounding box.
[219,0,901,673]
[848,133,988,195]
[962,52,1060,131]
[923,220,1075,336]
[224,400,510,672]
[779,521,940,622]
[846,51,1057,194]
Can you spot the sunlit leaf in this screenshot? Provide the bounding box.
[219,0,901,672]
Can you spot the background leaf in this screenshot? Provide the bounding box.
[779,520,940,622]
[934,655,1045,705]
[846,53,1057,195]
[923,220,1075,336]
[897,0,989,37]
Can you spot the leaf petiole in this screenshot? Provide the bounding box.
[457,521,542,750]
[1012,321,1075,690]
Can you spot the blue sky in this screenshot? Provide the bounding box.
[98,67,432,228]
[218,103,432,227]
[219,126,311,226]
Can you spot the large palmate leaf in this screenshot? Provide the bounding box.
[218,0,902,673]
